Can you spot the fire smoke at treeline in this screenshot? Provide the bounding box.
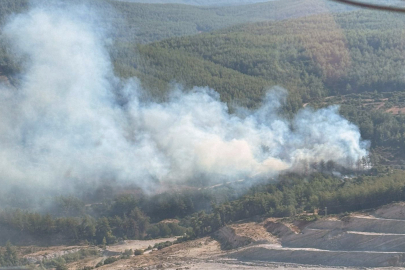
[0,3,369,195]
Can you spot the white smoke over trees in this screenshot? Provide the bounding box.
[0,4,369,196]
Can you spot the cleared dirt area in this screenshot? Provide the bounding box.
[107,237,178,253]
[374,202,405,219]
[386,107,405,114]
[24,246,83,263]
[320,95,405,116]
[213,222,278,250]
[232,222,277,243]
[95,206,405,269]
[19,203,405,269]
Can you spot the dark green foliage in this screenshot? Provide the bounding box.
[4,170,405,246]
[52,196,86,217]
[42,248,100,268]
[0,0,352,47]
[302,91,405,162]
[0,0,355,107]
[103,256,119,265]
[105,0,353,44]
[340,102,405,149]
[2,0,405,255]
[123,249,133,256]
[56,263,69,270]
[140,190,209,221]
[96,217,116,245]
[109,194,138,217]
[2,170,405,251]
[147,222,187,238]
[43,257,67,269]
[134,249,144,255]
[121,10,405,113]
[0,242,20,267]
[153,241,173,250]
[64,249,99,263]
[0,184,239,246]
[132,44,271,108]
[186,170,405,238]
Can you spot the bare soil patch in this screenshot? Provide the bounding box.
[374,202,405,219]
[386,106,405,114]
[107,237,178,253]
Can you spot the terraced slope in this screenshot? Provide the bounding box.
[229,244,405,267]
[225,204,405,267]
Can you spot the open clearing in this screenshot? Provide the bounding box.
[19,202,405,269]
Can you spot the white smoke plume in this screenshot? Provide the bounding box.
[0,5,368,195]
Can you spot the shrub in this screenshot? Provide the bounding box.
[153,241,173,250]
[134,249,144,255]
[123,249,133,256]
[104,257,119,265]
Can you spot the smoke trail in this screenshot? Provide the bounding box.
[0,5,368,195]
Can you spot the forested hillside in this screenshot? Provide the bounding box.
[129,11,405,103]
[107,11,405,164]
[0,0,354,85]
[0,0,352,45]
[3,0,405,258]
[110,0,352,44]
[113,0,271,6]
[3,167,405,247]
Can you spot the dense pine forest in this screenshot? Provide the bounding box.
[121,11,405,160]
[2,168,405,247]
[0,0,353,44]
[126,11,405,105]
[2,1,405,267]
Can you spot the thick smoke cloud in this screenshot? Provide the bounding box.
[0,5,368,195]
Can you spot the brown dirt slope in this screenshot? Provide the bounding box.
[24,203,405,269]
[227,204,405,267]
[374,202,405,219]
[214,221,277,250]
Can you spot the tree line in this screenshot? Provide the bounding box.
[184,169,405,238]
[3,166,404,245]
[0,183,248,246]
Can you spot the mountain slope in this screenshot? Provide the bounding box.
[127,11,405,107]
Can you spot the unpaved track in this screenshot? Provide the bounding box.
[107,237,178,253]
[238,243,405,253]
